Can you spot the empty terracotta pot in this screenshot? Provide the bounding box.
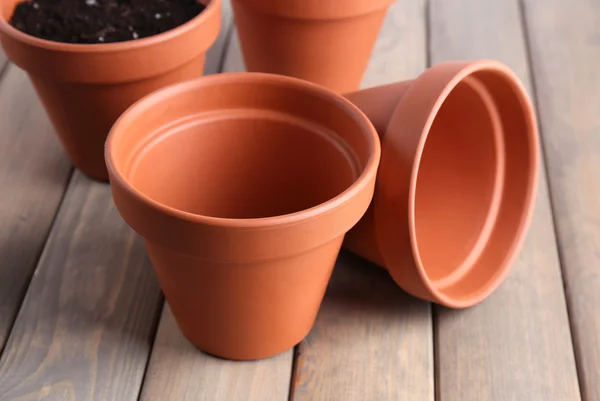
[105,73,380,360]
[232,0,396,94]
[0,0,221,181]
[343,60,539,308]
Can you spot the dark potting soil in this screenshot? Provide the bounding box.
[9,0,206,44]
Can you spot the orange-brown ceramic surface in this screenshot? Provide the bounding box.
[232,0,395,94]
[343,60,539,308]
[0,0,221,181]
[105,73,380,360]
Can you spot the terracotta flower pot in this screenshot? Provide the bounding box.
[343,60,539,308]
[105,73,380,360]
[0,0,221,181]
[232,0,396,94]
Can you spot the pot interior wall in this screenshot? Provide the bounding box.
[126,113,357,219]
[414,77,501,284]
[433,69,535,298]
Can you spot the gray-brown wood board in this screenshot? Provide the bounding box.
[0,65,72,353]
[523,0,600,399]
[222,2,435,400]
[0,172,163,400]
[428,0,581,399]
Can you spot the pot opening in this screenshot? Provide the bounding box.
[127,113,357,218]
[433,69,536,300]
[414,75,504,286]
[109,75,376,220]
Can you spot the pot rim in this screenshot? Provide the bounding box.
[0,0,220,53]
[376,59,539,308]
[105,72,381,229]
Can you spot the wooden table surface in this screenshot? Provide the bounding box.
[0,0,598,400]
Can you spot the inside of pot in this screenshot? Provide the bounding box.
[414,69,536,300]
[414,75,503,286]
[111,76,375,219]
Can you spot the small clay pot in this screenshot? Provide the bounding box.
[105,73,380,360]
[0,0,221,181]
[343,60,539,308]
[232,0,396,94]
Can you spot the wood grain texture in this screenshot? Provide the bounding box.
[222,3,433,400]
[140,306,292,401]
[293,253,433,401]
[522,1,600,399]
[0,65,72,353]
[0,172,163,401]
[136,6,293,401]
[429,0,581,400]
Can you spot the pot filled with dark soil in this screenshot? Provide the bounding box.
[0,0,221,181]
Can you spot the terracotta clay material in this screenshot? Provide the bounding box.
[105,73,380,360]
[0,0,221,181]
[343,60,539,308]
[232,0,396,94]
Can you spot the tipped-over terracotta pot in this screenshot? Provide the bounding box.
[343,60,539,308]
[106,73,380,360]
[0,0,221,181]
[232,0,396,94]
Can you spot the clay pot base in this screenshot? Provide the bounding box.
[232,0,395,93]
[126,112,356,219]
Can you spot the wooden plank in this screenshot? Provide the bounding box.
[225,2,434,400]
[429,1,581,400]
[140,306,292,401]
[0,64,72,353]
[204,0,234,75]
[522,1,600,399]
[137,5,294,401]
[292,252,433,401]
[0,172,163,400]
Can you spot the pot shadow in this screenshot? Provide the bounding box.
[324,250,428,314]
[302,250,432,346]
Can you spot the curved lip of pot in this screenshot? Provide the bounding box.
[105,72,381,230]
[0,0,220,53]
[376,59,539,308]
